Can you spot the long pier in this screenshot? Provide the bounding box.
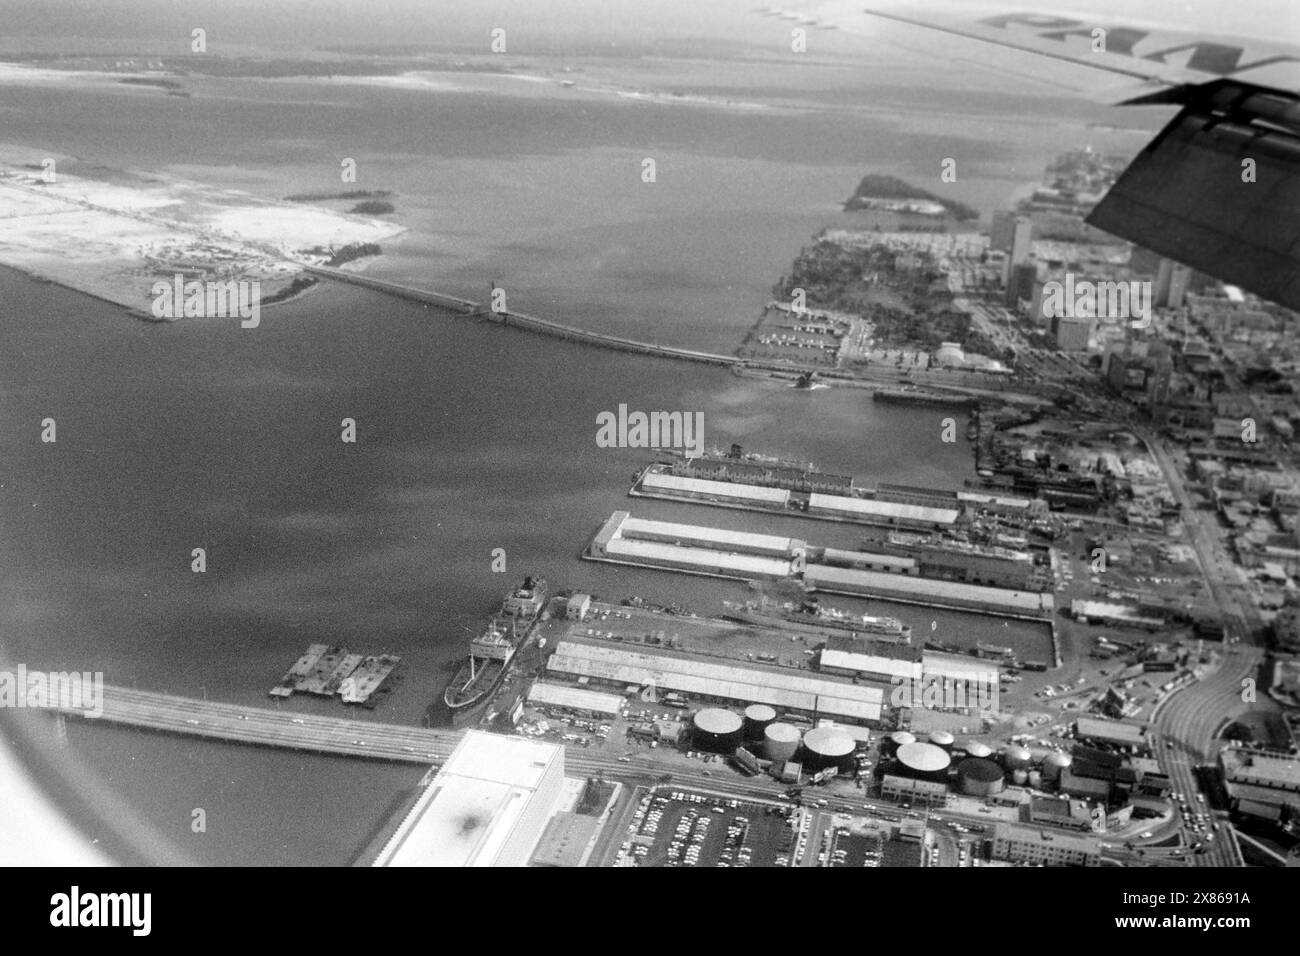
[302,264,740,367]
[52,684,461,764]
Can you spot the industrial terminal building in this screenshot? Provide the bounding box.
[546,639,884,725]
[374,731,565,867]
[586,511,806,580]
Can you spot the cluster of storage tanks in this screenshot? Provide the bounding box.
[879,731,1075,797]
[690,705,861,774]
[692,705,1074,793]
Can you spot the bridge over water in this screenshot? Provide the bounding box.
[52,684,461,764]
[303,265,741,366]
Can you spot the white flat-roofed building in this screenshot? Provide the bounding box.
[1220,746,1300,794]
[1074,716,1148,749]
[818,648,923,682]
[587,511,803,580]
[805,564,1053,617]
[921,652,1001,714]
[807,493,959,529]
[526,681,624,717]
[374,731,565,868]
[640,471,791,507]
[922,652,1000,688]
[619,514,801,557]
[546,640,883,724]
[603,538,795,579]
[819,547,919,575]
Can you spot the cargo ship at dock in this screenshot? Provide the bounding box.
[443,577,548,716]
[723,598,912,643]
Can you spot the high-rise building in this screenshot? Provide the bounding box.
[990,210,1017,252]
[1154,258,1192,309]
[1006,260,1038,308]
[1002,217,1033,288]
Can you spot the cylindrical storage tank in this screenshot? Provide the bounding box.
[1003,745,1033,771]
[1042,751,1072,782]
[896,741,952,784]
[692,708,743,754]
[1012,768,1029,786]
[801,726,856,774]
[881,730,916,759]
[962,741,994,760]
[955,757,1005,797]
[1028,770,1043,790]
[743,704,777,742]
[928,731,955,752]
[763,722,802,763]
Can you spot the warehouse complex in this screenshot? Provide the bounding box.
[587,510,1053,619]
[547,639,884,724]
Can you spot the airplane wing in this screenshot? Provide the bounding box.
[798,3,1300,310]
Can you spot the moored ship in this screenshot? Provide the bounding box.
[443,577,548,715]
[724,598,912,643]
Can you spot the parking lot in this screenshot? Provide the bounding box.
[621,789,799,867]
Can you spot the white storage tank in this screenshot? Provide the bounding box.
[763,722,802,763]
[1042,751,1073,782]
[1003,745,1033,771]
[928,731,955,752]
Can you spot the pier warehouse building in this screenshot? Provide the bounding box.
[587,511,805,580]
[666,454,854,495]
[546,639,883,725]
[806,493,959,531]
[638,470,792,510]
[374,731,565,867]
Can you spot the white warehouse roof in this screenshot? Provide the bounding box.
[526,681,624,716]
[621,514,799,555]
[808,493,959,525]
[604,538,794,578]
[547,641,882,723]
[819,648,923,681]
[642,471,791,505]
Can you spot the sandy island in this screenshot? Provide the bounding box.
[0,147,405,319]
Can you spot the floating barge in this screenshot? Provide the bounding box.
[270,643,401,707]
